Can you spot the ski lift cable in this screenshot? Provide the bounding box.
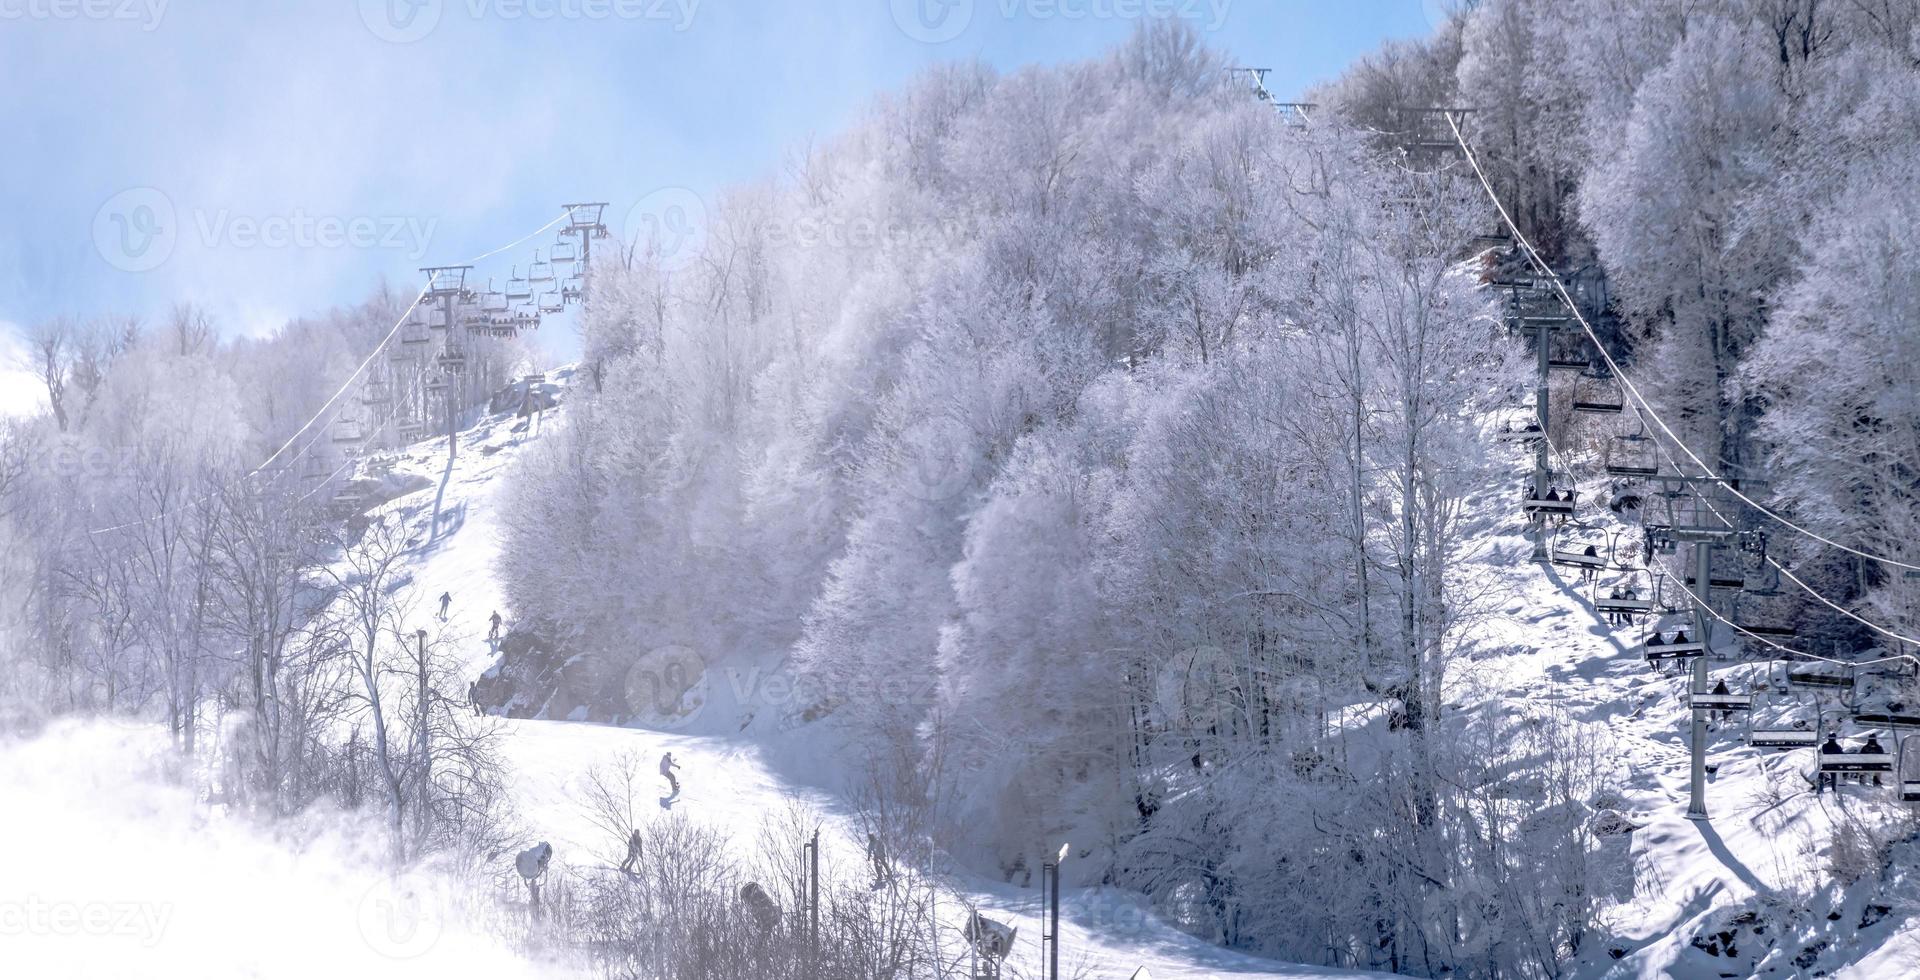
[85,206,580,536]
[1646,437,1920,649]
[1631,435,1920,665]
[295,457,359,505]
[1445,114,1920,574]
[251,206,578,477]
[1656,560,1918,670]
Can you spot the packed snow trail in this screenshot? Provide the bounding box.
[1448,471,1920,978]
[370,374,1381,980]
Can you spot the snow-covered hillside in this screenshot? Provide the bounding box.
[1444,470,1920,978]
[361,371,1920,978]
[3,374,1390,980]
[365,371,1383,980]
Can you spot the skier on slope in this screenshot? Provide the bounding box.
[438,591,452,620]
[660,751,681,795]
[868,832,891,886]
[489,610,503,643]
[619,828,643,873]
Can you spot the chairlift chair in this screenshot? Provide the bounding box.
[1643,614,1707,663]
[527,250,556,285]
[548,240,578,265]
[1817,732,1895,787]
[1593,570,1654,621]
[1496,420,1545,443]
[1899,735,1920,802]
[1788,661,1853,690]
[1604,432,1659,478]
[1690,672,1753,714]
[1571,370,1626,415]
[424,377,449,394]
[1521,484,1577,518]
[331,419,364,444]
[482,289,509,313]
[1749,695,1820,749]
[437,349,467,373]
[1549,526,1609,572]
[505,270,533,302]
[560,274,584,302]
[537,289,564,314]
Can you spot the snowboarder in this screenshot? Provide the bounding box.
[868,832,890,886]
[740,881,781,931]
[438,591,452,621]
[660,751,681,795]
[489,610,503,643]
[618,828,643,873]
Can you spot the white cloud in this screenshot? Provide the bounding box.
[0,322,50,419]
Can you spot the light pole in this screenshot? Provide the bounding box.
[1041,843,1069,980]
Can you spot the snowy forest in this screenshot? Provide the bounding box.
[6,2,1920,978]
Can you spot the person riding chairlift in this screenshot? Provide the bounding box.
[1861,735,1888,786]
[1819,733,1845,792]
[1580,544,1599,583]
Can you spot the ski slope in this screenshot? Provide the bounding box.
[15,370,1914,979]
[373,370,1920,978]
[340,371,1383,980]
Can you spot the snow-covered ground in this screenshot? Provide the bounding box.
[2,376,1377,980]
[379,379,1381,980]
[1449,456,1920,978]
[0,720,574,980]
[14,372,1915,979]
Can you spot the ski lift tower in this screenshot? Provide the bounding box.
[1227,67,1274,102]
[1388,105,1474,162]
[420,265,472,461]
[1506,300,1585,561]
[1642,473,1767,820]
[556,202,609,278]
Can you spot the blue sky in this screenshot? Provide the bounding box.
[0,0,1442,363]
